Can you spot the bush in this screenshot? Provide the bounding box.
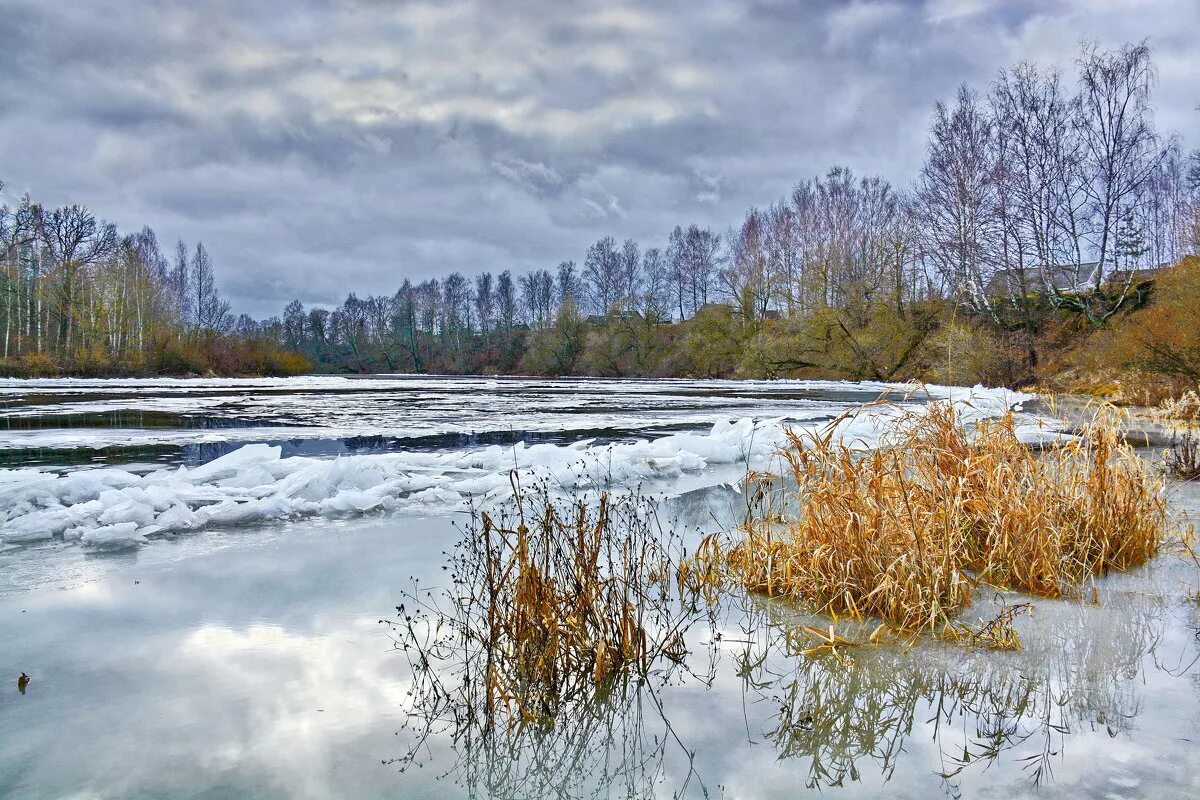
[0,352,63,377]
[68,346,118,376]
[677,305,744,378]
[1093,257,1200,384]
[921,320,1028,387]
[266,349,313,376]
[150,339,210,375]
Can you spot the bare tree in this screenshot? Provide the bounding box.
[725,208,772,321]
[582,236,623,316]
[1049,40,1166,325]
[519,268,555,328]
[638,248,670,321]
[473,272,494,339]
[991,63,1086,278]
[1076,40,1162,286]
[283,299,307,350]
[441,272,470,349]
[764,200,800,314]
[915,85,1001,318]
[555,261,581,309]
[668,225,720,319]
[191,242,231,334]
[172,239,191,332]
[494,270,518,332]
[38,204,117,351]
[1,192,39,357]
[618,238,641,311]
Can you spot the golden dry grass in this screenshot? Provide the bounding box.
[694,402,1168,635]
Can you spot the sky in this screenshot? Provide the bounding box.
[1,0,1197,318]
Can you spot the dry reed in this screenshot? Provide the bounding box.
[694,401,1168,634]
[389,479,703,733]
[1155,389,1200,422]
[1165,431,1200,480]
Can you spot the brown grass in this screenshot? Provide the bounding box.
[694,401,1168,635]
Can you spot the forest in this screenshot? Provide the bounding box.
[3,41,1198,396]
[0,197,308,377]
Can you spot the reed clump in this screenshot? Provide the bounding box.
[1155,389,1200,422]
[1165,431,1200,480]
[695,402,1168,633]
[390,481,702,732]
[474,492,683,718]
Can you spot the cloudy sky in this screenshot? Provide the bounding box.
[2,0,1197,317]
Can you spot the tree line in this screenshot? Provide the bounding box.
[275,41,1197,380]
[0,188,306,376]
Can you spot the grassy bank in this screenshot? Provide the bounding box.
[286,257,1200,422]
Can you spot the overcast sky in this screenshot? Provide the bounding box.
[2,0,1197,318]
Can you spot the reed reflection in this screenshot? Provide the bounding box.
[385,485,718,799]
[723,585,1176,791]
[387,487,1196,797]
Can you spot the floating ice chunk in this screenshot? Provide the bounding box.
[81,522,146,550]
[154,503,203,532]
[98,499,159,528]
[187,444,282,482]
[3,508,74,541]
[202,496,299,527]
[320,489,386,515]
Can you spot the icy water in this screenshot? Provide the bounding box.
[1,376,1197,799]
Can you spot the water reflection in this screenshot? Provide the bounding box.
[726,588,1166,790]
[390,549,1197,797]
[392,665,717,799]
[2,502,1196,799]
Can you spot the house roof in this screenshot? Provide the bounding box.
[985,262,1098,296]
[985,261,1171,296]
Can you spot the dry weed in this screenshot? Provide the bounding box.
[388,480,706,732]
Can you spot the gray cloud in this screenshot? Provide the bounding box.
[1,0,1196,317]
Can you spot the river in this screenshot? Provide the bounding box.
[0,376,1196,798]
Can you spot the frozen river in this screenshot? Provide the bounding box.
[0,375,962,464]
[1,376,1197,799]
[0,376,1029,566]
